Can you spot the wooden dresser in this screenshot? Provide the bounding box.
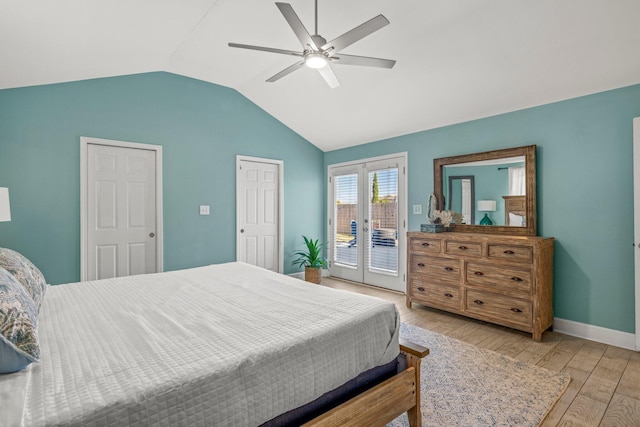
[407,231,554,341]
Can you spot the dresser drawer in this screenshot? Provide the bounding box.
[410,281,462,310]
[406,231,553,342]
[466,262,532,296]
[487,244,532,263]
[410,255,460,283]
[409,237,442,254]
[445,241,482,258]
[466,290,532,327]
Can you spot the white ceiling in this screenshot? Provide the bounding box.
[2,1,639,151]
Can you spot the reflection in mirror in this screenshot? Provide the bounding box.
[443,157,524,226]
[433,145,537,236]
[447,175,474,224]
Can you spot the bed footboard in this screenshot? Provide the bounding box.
[400,338,429,427]
[304,339,429,427]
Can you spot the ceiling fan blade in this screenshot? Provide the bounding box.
[332,53,395,69]
[228,43,303,57]
[322,14,389,54]
[275,3,318,51]
[317,64,340,88]
[266,61,306,83]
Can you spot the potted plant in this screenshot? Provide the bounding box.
[292,236,328,284]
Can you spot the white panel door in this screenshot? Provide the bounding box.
[633,116,640,350]
[87,144,157,280]
[237,159,280,272]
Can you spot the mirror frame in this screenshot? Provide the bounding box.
[434,144,537,236]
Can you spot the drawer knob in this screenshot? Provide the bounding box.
[511,277,523,282]
[474,271,484,276]
[444,293,454,298]
[444,266,454,272]
[417,287,425,292]
[459,245,468,250]
[510,308,523,313]
[417,263,425,267]
[503,250,515,255]
[473,299,484,305]
[421,242,430,247]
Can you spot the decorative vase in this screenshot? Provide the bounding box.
[479,213,493,225]
[305,266,321,284]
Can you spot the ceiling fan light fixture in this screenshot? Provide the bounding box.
[305,53,328,69]
[228,1,394,87]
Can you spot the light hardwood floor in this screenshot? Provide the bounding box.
[320,277,640,427]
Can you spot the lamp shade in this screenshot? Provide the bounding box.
[0,188,10,222]
[477,200,496,212]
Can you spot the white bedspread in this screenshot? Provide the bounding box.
[2,262,399,426]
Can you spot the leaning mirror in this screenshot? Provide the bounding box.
[447,175,475,225]
[434,145,537,236]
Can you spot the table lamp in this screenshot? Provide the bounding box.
[477,200,496,225]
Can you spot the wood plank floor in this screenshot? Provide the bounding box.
[320,277,640,427]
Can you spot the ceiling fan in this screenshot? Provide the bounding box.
[228,0,396,88]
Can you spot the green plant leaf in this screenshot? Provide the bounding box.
[291,235,328,269]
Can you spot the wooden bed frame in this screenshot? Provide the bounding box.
[305,339,429,427]
[502,195,526,225]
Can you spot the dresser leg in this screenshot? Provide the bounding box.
[406,300,412,309]
[533,331,542,342]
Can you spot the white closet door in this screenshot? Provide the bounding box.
[237,158,280,272]
[87,143,157,280]
[633,117,640,350]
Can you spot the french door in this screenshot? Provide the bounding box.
[328,154,407,292]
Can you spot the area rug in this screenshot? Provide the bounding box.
[388,323,570,427]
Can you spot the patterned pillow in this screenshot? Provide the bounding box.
[0,248,47,312]
[0,266,40,373]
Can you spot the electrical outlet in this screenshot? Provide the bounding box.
[412,204,422,215]
[199,205,210,215]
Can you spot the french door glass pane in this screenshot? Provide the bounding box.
[368,168,398,274]
[333,173,358,267]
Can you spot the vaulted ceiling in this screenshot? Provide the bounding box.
[2,1,639,151]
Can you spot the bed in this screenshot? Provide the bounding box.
[502,195,526,226]
[0,260,427,426]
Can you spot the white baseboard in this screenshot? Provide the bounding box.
[553,317,637,350]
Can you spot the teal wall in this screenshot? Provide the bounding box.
[0,72,324,284]
[448,178,464,216]
[325,84,640,334]
[2,70,639,335]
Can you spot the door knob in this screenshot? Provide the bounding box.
[149,232,155,238]
[240,229,245,233]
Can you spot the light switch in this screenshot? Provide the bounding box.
[199,205,210,215]
[412,204,422,215]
